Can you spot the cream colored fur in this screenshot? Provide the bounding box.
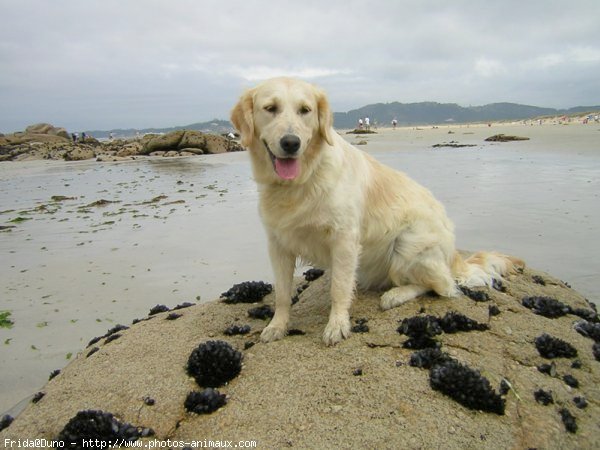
[231,77,524,345]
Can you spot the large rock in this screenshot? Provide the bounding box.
[0,123,71,151]
[141,130,243,155]
[1,263,598,449]
[25,123,70,139]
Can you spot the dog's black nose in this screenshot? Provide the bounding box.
[280,134,301,155]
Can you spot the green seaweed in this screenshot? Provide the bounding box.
[0,311,14,329]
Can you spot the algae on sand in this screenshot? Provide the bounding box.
[0,310,14,329]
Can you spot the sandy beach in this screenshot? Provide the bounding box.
[1,121,599,415]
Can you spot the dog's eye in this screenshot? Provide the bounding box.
[299,106,311,115]
[264,104,278,114]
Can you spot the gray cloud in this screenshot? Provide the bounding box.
[1,0,599,132]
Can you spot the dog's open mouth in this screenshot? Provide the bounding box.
[264,141,300,180]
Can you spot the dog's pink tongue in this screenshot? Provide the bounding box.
[274,158,300,180]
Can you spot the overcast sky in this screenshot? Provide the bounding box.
[1,0,599,132]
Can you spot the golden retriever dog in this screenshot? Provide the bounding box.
[231,77,523,345]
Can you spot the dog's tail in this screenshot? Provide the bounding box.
[452,251,525,288]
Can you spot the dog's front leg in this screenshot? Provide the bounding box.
[261,236,295,343]
[323,234,359,346]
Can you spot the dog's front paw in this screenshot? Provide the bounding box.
[261,324,287,343]
[322,316,351,346]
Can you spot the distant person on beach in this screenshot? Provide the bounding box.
[358,118,363,130]
[109,132,114,141]
[365,117,370,131]
[392,118,398,129]
[71,133,76,143]
[81,132,86,141]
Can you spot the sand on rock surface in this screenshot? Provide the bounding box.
[1,261,599,449]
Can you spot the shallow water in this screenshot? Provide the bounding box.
[1,123,599,414]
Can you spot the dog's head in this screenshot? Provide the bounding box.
[231,77,333,183]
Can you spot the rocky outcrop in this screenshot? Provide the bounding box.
[485,134,530,142]
[1,263,598,449]
[24,123,70,140]
[141,130,244,155]
[0,125,244,162]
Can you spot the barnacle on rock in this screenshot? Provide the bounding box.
[593,342,600,361]
[398,315,442,338]
[149,304,170,315]
[498,379,510,396]
[106,324,129,336]
[351,318,369,333]
[247,305,274,320]
[429,360,505,415]
[173,302,195,310]
[571,308,599,323]
[532,275,546,285]
[104,334,121,344]
[88,324,129,348]
[403,337,440,349]
[522,296,571,318]
[224,324,251,336]
[537,362,557,377]
[184,388,227,414]
[303,268,325,281]
[459,286,489,302]
[559,408,577,433]
[398,315,442,349]
[534,389,554,405]
[87,336,102,347]
[573,320,600,342]
[409,348,452,369]
[535,334,578,359]
[563,374,579,388]
[573,396,587,409]
[0,414,14,431]
[165,312,182,320]
[488,304,501,317]
[439,312,488,333]
[56,410,154,449]
[221,281,273,304]
[187,340,242,388]
[491,279,506,292]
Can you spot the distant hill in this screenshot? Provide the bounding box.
[333,102,600,128]
[84,103,600,138]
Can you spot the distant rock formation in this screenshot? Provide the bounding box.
[141,130,243,155]
[485,134,530,142]
[0,125,243,162]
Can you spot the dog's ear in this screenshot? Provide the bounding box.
[316,89,334,146]
[230,89,255,148]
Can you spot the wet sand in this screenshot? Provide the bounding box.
[1,122,599,414]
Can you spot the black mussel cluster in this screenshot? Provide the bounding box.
[56,410,154,449]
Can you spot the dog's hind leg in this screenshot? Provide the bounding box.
[380,284,429,310]
[381,244,458,311]
[261,237,295,343]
